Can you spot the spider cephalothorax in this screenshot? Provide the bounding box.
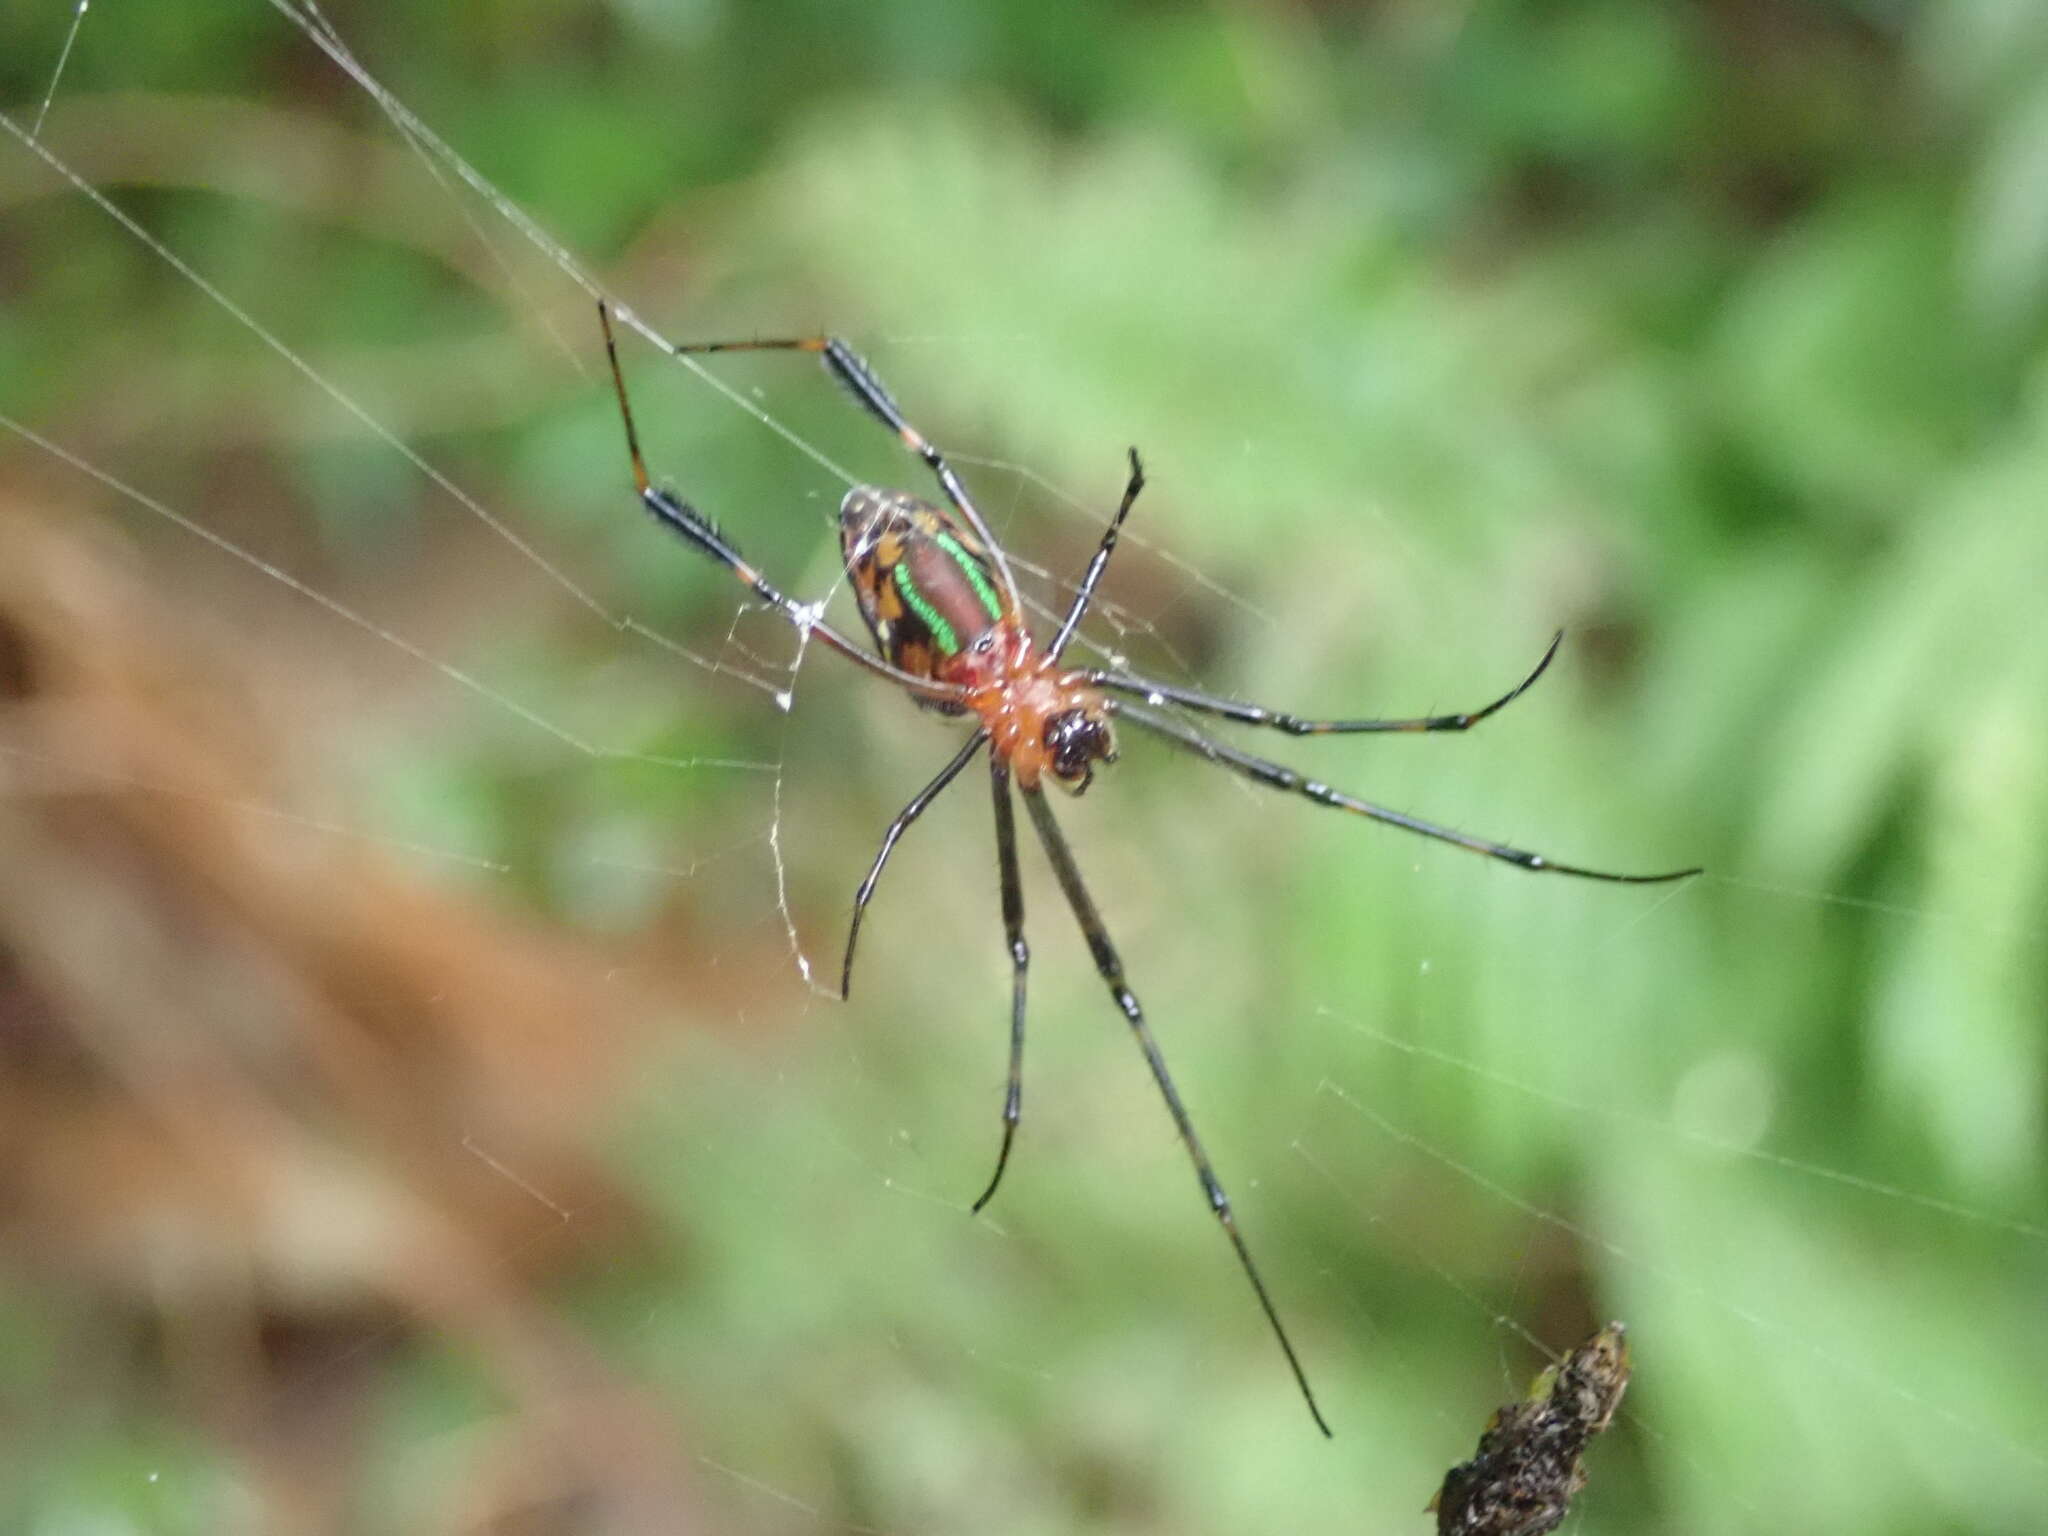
[942,625,1116,793]
[598,301,1699,1440]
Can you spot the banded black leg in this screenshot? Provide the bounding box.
[659,330,1023,610]
[1019,783,1332,1437]
[841,731,988,999]
[599,304,969,705]
[1048,448,1145,661]
[1090,632,1565,736]
[1114,699,1702,884]
[974,756,1029,1214]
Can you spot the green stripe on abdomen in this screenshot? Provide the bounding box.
[893,560,961,656]
[933,530,1006,625]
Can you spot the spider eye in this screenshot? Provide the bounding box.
[1043,708,1114,791]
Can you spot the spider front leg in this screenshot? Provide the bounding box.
[1019,784,1332,1437]
[598,303,968,704]
[1090,631,1566,736]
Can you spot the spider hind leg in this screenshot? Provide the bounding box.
[1018,783,1332,1437]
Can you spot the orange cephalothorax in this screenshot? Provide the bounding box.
[940,623,1117,793]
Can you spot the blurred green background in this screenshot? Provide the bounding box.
[2,2,2045,1532]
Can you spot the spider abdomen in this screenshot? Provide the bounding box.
[841,486,1010,685]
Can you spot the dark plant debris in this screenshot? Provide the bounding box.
[1429,1322,1632,1536]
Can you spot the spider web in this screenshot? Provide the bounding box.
[2,6,2044,1533]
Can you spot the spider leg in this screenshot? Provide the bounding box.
[599,304,968,705]
[660,330,1024,612]
[1048,448,1144,662]
[973,756,1029,1214]
[1113,699,1702,883]
[1019,783,1332,1437]
[1090,631,1565,736]
[840,731,987,1000]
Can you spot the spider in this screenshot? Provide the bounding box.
[597,301,1699,1437]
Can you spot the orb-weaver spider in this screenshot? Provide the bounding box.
[597,302,1699,1436]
